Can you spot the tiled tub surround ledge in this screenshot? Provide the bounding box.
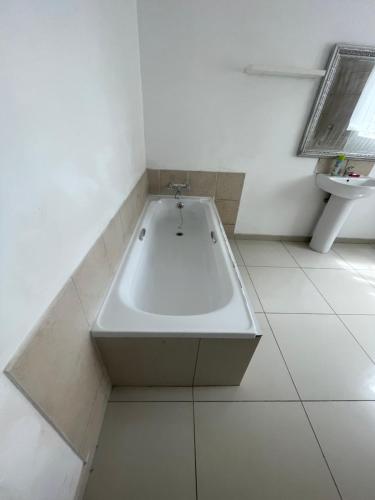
[147,168,245,237]
[5,172,148,485]
[93,196,260,386]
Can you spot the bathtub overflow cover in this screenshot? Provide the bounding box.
[176,232,184,236]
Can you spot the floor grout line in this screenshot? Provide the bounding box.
[300,400,344,500]
[336,315,375,366]
[236,239,375,367]
[281,241,343,316]
[108,398,375,403]
[241,265,265,313]
[192,340,201,386]
[283,243,375,366]
[192,397,199,500]
[265,311,375,316]
[264,309,344,500]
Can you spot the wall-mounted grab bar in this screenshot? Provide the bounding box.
[139,228,146,241]
[210,231,217,244]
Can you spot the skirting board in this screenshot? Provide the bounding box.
[235,234,375,244]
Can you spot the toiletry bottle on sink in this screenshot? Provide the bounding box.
[331,154,346,176]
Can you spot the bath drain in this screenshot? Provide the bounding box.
[176,232,184,236]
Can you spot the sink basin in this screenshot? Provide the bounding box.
[311,174,375,253]
[316,174,375,199]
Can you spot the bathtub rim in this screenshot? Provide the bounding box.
[92,195,261,340]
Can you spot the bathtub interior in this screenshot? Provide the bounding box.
[93,196,258,337]
[124,199,232,316]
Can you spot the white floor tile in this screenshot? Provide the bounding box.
[268,314,375,400]
[333,243,375,269]
[110,386,192,402]
[229,239,244,265]
[358,269,375,287]
[238,266,262,312]
[284,242,349,269]
[305,269,375,314]
[339,315,375,362]
[306,402,375,500]
[195,402,340,500]
[248,267,332,313]
[236,240,298,267]
[194,314,298,401]
[84,403,195,500]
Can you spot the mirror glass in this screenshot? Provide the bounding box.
[299,44,375,160]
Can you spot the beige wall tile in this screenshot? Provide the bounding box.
[315,158,374,176]
[119,189,138,241]
[134,171,148,215]
[224,225,235,238]
[345,160,374,176]
[69,340,107,457]
[159,170,189,195]
[315,158,337,174]
[215,200,240,225]
[74,372,111,499]
[73,237,113,326]
[102,211,124,274]
[189,171,217,197]
[104,171,148,275]
[6,279,103,459]
[5,171,149,472]
[81,373,110,461]
[120,171,148,246]
[147,168,160,194]
[216,172,245,201]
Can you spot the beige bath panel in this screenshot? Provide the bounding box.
[95,338,199,386]
[193,338,260,386]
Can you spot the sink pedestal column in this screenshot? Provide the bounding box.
[310,196,355,253]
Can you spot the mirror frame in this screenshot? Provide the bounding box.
[298,43,375,160]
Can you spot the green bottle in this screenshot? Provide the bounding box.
[331,154,346,176]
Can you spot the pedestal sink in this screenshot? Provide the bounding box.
[310,174,375,253]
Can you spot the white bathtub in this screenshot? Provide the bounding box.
[93,196,258,338]
[93,196,261,386]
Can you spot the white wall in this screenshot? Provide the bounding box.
[138,0,375,237]
[0,376,82,500]
[0,1,145,498]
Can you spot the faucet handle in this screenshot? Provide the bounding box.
[167,182,191,191]
[344,165,355,176]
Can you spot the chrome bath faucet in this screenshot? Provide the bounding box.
[167,182,190,199]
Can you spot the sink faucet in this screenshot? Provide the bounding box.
[344,165,354,176]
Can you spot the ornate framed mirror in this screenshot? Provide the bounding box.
[299,44,375,160]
